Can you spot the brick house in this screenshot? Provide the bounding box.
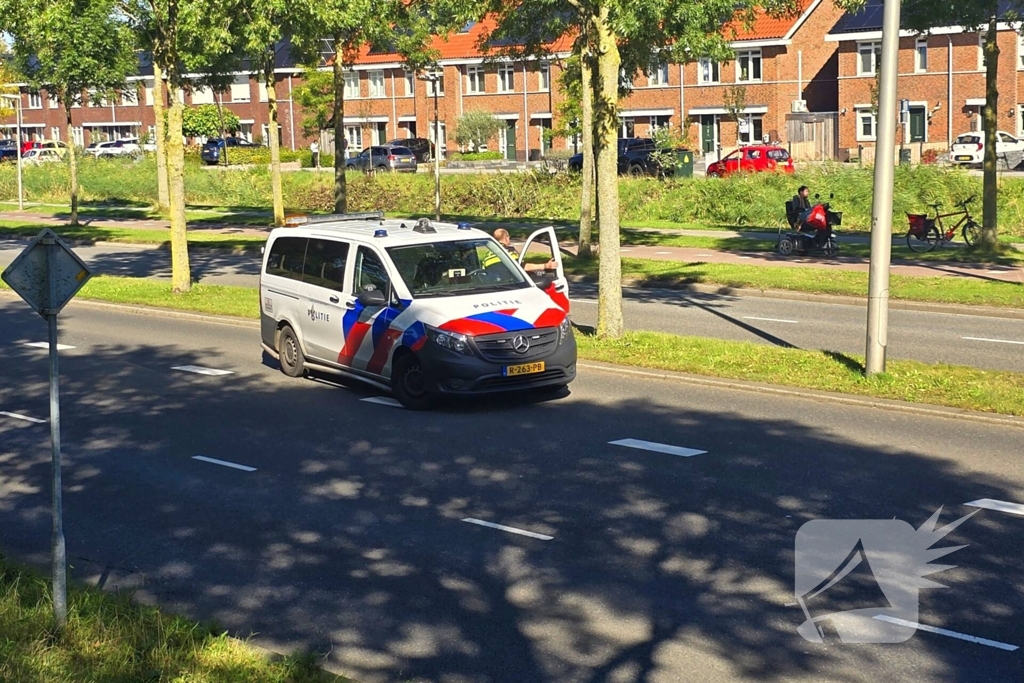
[827,0,1021,161]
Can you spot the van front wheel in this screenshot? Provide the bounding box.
[391,353,435,410]
[278,325,306,378]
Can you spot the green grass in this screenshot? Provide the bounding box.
[561,256,1024,308]
[0,555,349,682]
[575,331,1024,417]
[0,220,267,251]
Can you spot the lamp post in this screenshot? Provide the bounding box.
[1,94,24,210]
[418,71,442,221]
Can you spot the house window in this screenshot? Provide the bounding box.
[539,62,550,91]
[466,65,484,94]
[27,92,42,109]
[650,115,671,132]
[1018,34,1024,70]
[192,86,214,105]
[121,88,138,105]
[425,70,444,96]
[498,64,515,92]
[647,62,669,87]
[698,59,720,85]
[738,115,764,145]
[858,41,881,76]
[1018,106,1024,136]
[345,125,363,154]
[915,39,928,72]
[979,33,990,71]
[428,121,447,156]
[369,70,385,98]
[230,77,250,102]
[736,50,762,82]
[620,117,636,138]
[343,71,360,99]
[856,109,877,141]
[51,126,61,141]
[48,92,60,109]
[404,70,414,96]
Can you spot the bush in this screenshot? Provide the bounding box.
[450,151,503,161]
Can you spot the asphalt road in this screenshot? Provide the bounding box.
[2,239,1023,372]
[1,298,1023,682]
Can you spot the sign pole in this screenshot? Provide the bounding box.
[45,238,67,629]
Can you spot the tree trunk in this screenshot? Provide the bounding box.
[593,10,623,339]
[265,64,285,226]
[152,61,170,213]
[165,82,191,293]
[332,37,347,214]
[981,15,999,248]
[65,105,79,226]
[578,46,595,259]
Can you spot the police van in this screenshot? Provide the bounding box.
[259,213,576,409]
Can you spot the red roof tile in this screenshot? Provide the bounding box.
[726,2,809,41]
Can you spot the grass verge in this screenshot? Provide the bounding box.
[0,555,348,682]
[0,220,266,250]
[560,256,1024,308]
[3,276,1022,416]
[575,331,1024,417]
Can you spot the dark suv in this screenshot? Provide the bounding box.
[567,138,654,173]
[200,137,259,165]
[620,146,691,177]
[386,137,434,162]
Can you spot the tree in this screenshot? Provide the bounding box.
[293,67,334,138]
[454,110,504,150]
[889,0,1016,248]
[181,103,240,139]
[0,0,136,226]
[0,64,17,119]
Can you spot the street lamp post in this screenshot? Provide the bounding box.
[1,94,24,210]
[418,72,442,221]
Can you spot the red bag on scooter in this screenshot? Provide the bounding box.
[804,204,827,230]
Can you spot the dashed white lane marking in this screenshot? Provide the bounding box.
[609,438,707,458]
[191,455,256,472]
[361,396,404,408]
[462,518,553,541]
[873,615,1019,652]
[570,298,598,304]
[24,342,75,350]
[743,316,799,324]
[0,411,46,424]
[695,253,713,256]
[655,251,672,255]
[739,256,753,259]
[962,336,1024,346]
[965,498,1024,517]
[172,365,235,376]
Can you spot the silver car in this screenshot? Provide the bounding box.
[346,145,418,173]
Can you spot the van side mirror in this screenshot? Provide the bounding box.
[357,288,388,307]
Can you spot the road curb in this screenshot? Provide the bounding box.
[577,360,1024,429]
[568,276,1024,320]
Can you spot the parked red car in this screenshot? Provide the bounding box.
[706,145,794,178]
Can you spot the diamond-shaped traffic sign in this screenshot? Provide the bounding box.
[1,229,92,317]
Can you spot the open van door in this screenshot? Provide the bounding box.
[519,226,569,313]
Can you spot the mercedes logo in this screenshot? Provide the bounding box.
[511,335,530,354]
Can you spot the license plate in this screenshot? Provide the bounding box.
[504,361,545,377]
[954,155,973,161]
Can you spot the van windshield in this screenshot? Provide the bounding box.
[387,239,530,298]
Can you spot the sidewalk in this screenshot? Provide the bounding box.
[2,209,1023,283]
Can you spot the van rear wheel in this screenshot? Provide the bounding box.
[278,325,306,378]
[391,353,435,410]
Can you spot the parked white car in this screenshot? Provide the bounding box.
[950,130,1024,165]
[22,149,64,165]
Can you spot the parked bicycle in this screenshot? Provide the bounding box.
[905,196,980,253]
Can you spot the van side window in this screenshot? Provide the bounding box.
[303,238,349,292]
[265,237,307,280]
[353,246,391,296]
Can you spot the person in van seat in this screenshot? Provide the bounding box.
[491,228,556,272]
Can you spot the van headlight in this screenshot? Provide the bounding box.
[425,325,473,356]
[558,317,572,345]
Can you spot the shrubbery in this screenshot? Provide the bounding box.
[449,151,504,161]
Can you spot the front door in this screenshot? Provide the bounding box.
[503,121,517,160]
[701,115,718,154]
[298,237,351,362]
[909,107,926,143]
[518,226,569,312]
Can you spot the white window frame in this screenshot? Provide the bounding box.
[735,50,762,83]
[27,92,43,109]
[538,62,550,91]
[979,33,988,71]
[343,71,360,99]
[191,86,214,105]
[51,126,61,141]
[698,59,720,85]
[856,108,877,142]
[48,92,60,109]
[428,120,447,156]
[498,64,515,93]
[737,114,764,146]
[121,88,138,105]
[647,62,669,87]
[466,65,484,94]
[858,41,881,76]
[426,70,444,96]
[915,38,928,73]
[368,70,386,98]
[404,71,414,96]
[345,125,363,154]
[230,77,251,103]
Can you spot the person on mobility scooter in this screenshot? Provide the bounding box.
[778,187,841,257]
